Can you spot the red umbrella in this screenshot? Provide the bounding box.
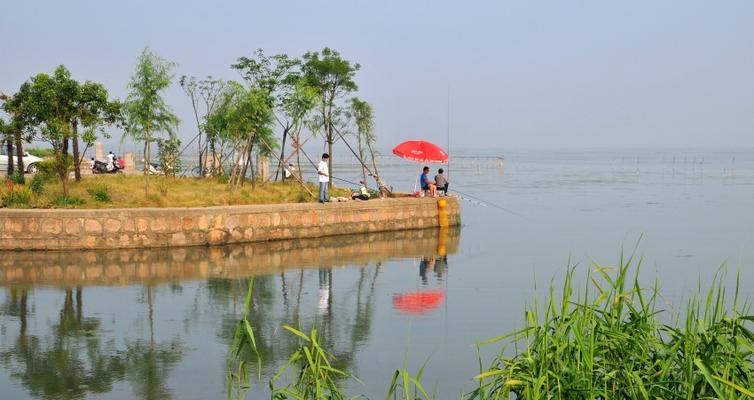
[392,289,446,315]
[392,140,448,164]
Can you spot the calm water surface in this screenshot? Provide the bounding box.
[1,148,753,399]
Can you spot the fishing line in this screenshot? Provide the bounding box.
[449,188,530,220]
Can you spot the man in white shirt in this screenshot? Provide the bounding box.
[317,153,330,203]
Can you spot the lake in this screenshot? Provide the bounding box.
[1,148,752,399]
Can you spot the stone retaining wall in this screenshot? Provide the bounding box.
[0,197,460,250]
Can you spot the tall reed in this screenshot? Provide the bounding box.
[467,253,754,399]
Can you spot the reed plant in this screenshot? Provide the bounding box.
[467,252,754,399]
[269,325,355,400]
[227,278,261,400]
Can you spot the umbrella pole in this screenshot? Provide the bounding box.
[414,165,421,195]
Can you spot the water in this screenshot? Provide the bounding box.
[1,148,753,399]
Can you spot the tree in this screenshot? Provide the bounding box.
[70,82,120,182]
[205,82,275,188]
[179,75,225,177]
[122,48,179,197]
[9,68,77,195]
[282,82,319,176]
[7,66,119,194]
[301,48,360,188]
[1,91,32,176]
[348,98,375,185]
[232,49,300,181]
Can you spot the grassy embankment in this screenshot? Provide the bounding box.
[0,174,351,208]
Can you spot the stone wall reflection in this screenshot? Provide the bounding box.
[0,228,460,288]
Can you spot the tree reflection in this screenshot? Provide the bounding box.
[0,287,185,400]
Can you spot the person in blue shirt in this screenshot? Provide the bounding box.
[420,166,436,197]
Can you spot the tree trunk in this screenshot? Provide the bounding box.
[144,138,150,197]
[357,135,367,185]
[14,130,24,173]
[275,126,289,181]
[72,121,81,182]
[5,139,14,175]
[327,133,333,189]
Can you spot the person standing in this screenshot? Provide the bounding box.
[435,168,449,195]
[317,153,330,203]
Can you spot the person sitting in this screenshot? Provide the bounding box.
[117,156,125,170]
[420,166,436,197]
[351,181,370,201]
[106,151,115,171]
[434,168,449,196]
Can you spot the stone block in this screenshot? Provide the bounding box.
[42,219,62,234]
[150,217,167,232]
[171,232,187,246]
[84,220,102,234]
[182,216,194,230]
[104,218,122,233]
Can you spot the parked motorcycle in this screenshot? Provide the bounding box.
[92,160,122,174]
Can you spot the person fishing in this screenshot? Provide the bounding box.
[420,166,436,197]
[435,168,449,196]
[317,153,330,203]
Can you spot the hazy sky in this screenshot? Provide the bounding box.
[2,0,753,150]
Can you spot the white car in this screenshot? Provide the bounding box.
[0,149,44,174]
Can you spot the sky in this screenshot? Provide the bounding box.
[2,0,754,151]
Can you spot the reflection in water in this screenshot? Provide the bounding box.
[0,228,459,399]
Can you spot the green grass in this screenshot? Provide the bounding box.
[467,251,754,399]
[1,175,351,208]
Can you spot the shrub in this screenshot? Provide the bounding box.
[1,185,32,208]
[9,170,25,185]
[86,184,111,203]
[29,176,45,195]
[52,195,85,207]
[26,148,55,158]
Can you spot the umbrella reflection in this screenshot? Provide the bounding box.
[392,290,445,315]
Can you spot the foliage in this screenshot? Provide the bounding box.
[29,159,57,195]
[227,279,260,400]
[157,136,182,177]
[9,170,25,185]
[26,147,55,158]
[5,66,118,192]
[467,253,754,400]
[86,184,111,203]
[51,195,85,207]
[348,97,376,185]
[1,183,32,207]
[122,47,179,196]
[301,48,360,186]
[269,326,354,400]
[179,75,226,178]
[387,360,433,400]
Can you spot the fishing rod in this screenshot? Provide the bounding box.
[449,188,530,220]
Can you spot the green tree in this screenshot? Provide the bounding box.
[1,90,33,176]
[70,82,121,182]
[179,75,225,177]
[232,49,300,181]
[122,48,179,196]
[10,68,78,195]
[301,48,360,188]
[282,82,319,176]
[348,98,376,185]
